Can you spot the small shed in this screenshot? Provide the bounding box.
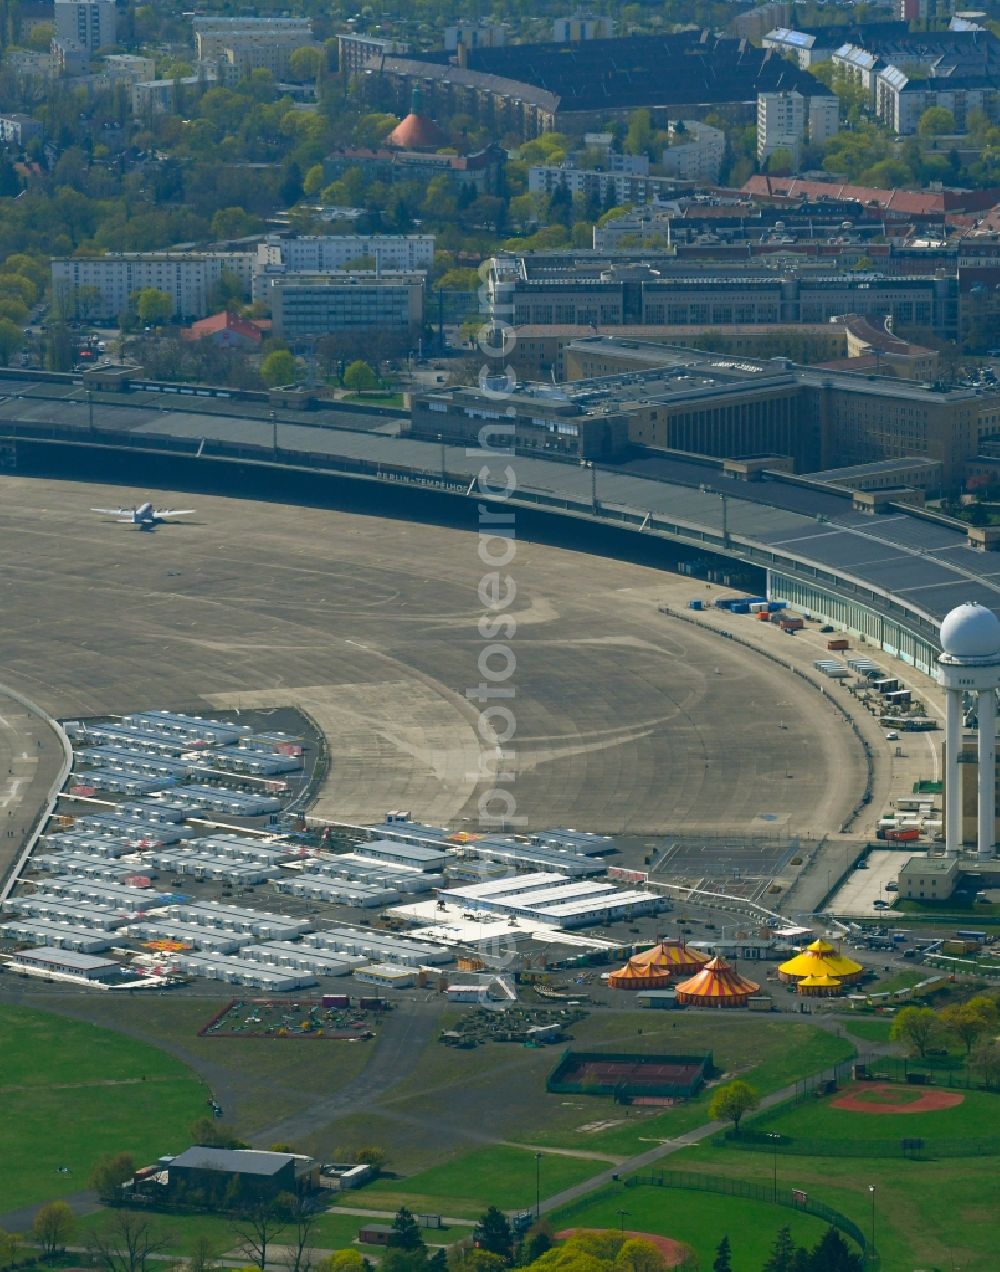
[359,1224,395,1246]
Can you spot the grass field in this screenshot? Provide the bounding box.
[549,1184,836,1272]
[755,1082,1000,1143]
[673,1141,1000,1272]
[361,1146,605,1219]
[74,1206,385,1257]
[0,1004,208,1212]
[530,1021,855,1157]
[839,1018,893,1045]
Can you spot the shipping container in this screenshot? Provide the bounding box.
[767,601,787,611]
[886,827,920,842]
[687,599,704,611]
[779,617,804,631]
[827,638,849,651]
[757,609,772,621]
[322,994,350,1008]
[731,601,751,614]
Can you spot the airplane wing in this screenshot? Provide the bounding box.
[154,509,195,518]
[92,507,132,516]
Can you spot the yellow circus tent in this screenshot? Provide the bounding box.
[674,955,760,1008]
[632,939,711,974]
[795,972,843,998]
[608,957,671,990]
[778,938,863,986]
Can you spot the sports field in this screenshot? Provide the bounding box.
[0,1004,208,1211]
[673,1141,1000,1272]
[757,1081,998,1143]
[548,1184,836,1271]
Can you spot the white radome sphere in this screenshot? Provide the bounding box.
[940,602,1000,659]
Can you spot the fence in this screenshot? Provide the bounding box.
[621,1170,868,1258]
[718,1127,1000,1160]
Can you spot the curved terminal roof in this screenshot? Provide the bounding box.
[4,374,1000,647]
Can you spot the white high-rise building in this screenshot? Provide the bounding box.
[54,0,116,54]
[757,90,839,165]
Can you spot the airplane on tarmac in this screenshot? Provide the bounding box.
[91,500,195,530]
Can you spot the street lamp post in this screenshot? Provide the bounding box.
[767,1133,780,1200]
[87,388,94,434]
[616,1210,630,1235]
[438,432,446,480]
[869,1184,876,1263]
[535,1151,541,1220]
[270,410,277,458]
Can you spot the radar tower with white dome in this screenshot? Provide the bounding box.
[937,602,1000,859]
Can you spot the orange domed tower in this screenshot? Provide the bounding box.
[386,86,448,150]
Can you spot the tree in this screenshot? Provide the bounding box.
[211,207,260,240]
[941,996,999,1056]
[805,1228,862,1272]
[186,1234,222,1272]
[33,1200,76,1257]
[917,106,956,138]
[473,1208,513,1263]
[277,1192,318,1272]
[762,1226,797,1272]
[765,148,795,176]
[289,47,323,82]
[89,1152,135,1205]
[524,1228,553,1263]
[615,1238,666,1272]
[969,1036,1000,1088]
[261,349,298,387]
[0,1231,21,1271]
[890,1005,944,1058]
[134,287,172,327]
[389,1208,425,1253]
[233,1201,288,1271]
[708,1080,760,1133]
[87,1210,167,1272]
[0,317,23,366]
[316,1254,365,1272]
[712,1235,732,1272]
[342,359,377,393]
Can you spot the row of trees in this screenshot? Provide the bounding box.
[889,995,999,1064]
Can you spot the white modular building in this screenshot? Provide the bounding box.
[120,711,251,745]
[238,943,363,976]
[3,897,131,930]
[160,902,310,940]
[0,918,113,953]
[303,927,452,966]
[178,953,314,991]
[438,873,664,928]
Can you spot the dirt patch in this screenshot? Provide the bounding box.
[556,1229,695,1268]
[830,1082,965,1115]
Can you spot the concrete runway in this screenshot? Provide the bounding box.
[0,476,866,835]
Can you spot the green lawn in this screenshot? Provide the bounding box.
[361,1146,606,1219]
[535,1023,855,1157]
[0,1004,208,1211]
[872,969,927,995]
[548,1183,837,1272]
[75,1206,374,1256]
[839,1018,894,1045]
[755,1082,1000,1145]
[342,391,405,407]
[673,1142,1000,1272]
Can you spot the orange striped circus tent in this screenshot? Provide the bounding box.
[674,955,760,1007]
[608,957,672,990]
[631,939,711,974]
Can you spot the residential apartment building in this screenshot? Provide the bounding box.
[131,73,218,117]
[0,113,42,147]
[54,0,115,55]
[253,234,434,303]
[103,54,156,84]
[193,16,312,60]
[444,24,506,51]
[337,32,410,77]
[553,15,615,41]
[52,252,255,321]
[528,165,686,205]
[877,65,1000,134]
[757,90,839,165]
[269,273,424,340]
[659,121,725,183]
[763,21,907,68]
[733,2,792,43]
